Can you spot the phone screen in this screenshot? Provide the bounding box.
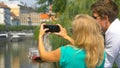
[44,25,60,33]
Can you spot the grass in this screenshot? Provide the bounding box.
[113,63,117,68]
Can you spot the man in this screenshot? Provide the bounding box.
[91,0,120,68]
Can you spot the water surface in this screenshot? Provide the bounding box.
[0,38,54,68]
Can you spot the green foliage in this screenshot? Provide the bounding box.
[36,5,48,12]
[36,0,53,12]
[37,0,52,4]
[9,26,36,31]
[52,0,67,14]
[37,0,47,4]
[36,0,48,12]
[36,0,66,13]
[50,0,97,48]
[0,25,6,31]
[113,63,117,68]
[48,0,53,4]
[115,0,120,18]
[34,26,40,40]
[0,25,36,31]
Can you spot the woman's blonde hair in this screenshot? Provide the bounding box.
[72,14,104,68]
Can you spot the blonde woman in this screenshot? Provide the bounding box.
[38,14,105,68]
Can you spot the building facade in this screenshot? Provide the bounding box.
[6,1,20,16]
[0,1,42,26]
[19,6,41,25]
[0,2,11,25]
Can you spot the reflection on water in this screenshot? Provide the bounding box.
[0,37,54,68]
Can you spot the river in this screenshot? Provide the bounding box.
[0,37,55,68]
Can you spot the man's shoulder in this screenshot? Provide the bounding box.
[106,18,120,35]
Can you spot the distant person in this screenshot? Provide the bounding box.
[38,14,105,68]
[91,0,120,68]
[27,17,32,26]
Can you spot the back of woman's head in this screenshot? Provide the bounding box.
[72,14,104,68]
[72,14,102,47]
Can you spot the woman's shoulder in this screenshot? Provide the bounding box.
[60,45,76,50]
[60,45,85,53]
[60,45,86,67]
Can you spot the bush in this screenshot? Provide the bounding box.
[0,25,36,31]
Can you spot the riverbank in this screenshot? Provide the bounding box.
[0,24,37,31]
[0,30,34,42]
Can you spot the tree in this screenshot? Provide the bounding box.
[36,0,66,14]
[36,0,53,12]
[52,0,66,14]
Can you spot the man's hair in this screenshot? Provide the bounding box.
[91,0,119,23]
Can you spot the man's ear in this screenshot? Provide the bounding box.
[103,15,109,22]
[104,15,111,28]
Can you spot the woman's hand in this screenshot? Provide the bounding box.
[54,24,74,45]
[39,23,48,37]
[54,24,68,38]
[38,23,60,62]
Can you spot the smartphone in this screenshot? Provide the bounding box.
[44,25,60,33]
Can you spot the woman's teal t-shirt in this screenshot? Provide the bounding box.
[60,45,105,68]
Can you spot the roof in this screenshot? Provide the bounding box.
[0,2,10,9]
[40,13,50,19]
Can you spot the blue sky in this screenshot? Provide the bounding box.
[20,0,38,7]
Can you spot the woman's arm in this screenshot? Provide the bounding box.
[54,24,74,45]
[38,23,60,62]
